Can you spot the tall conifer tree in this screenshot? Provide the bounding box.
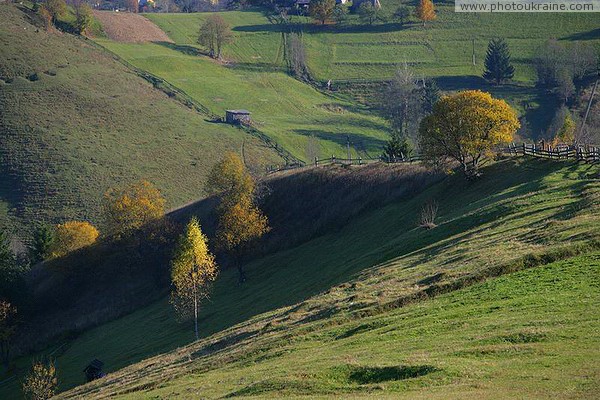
[483,38,515,85]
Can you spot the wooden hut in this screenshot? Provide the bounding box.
[225,110,252,125]
[83,359,106,382]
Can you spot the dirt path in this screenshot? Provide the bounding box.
[93,11,173,43]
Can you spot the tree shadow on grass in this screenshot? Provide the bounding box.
[561,28,600,41]
[153,41,208,57]
[233,22,415,35]
[294,129,387,150]
[226,62,286,73]
[331,364,439,384]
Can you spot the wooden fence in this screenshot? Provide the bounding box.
[267,142,599,174]
[507,143,600,162]
[266,154,422,173]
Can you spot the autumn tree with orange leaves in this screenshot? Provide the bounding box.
[415,0,436,27]
[206,152,269,283]
[51,221,99,258]
[103,180,166,238]
[419,90,519,179]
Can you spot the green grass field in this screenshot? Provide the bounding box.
[144,6,600,138]
[146,7,600,82]
[93,36,390,163]
[0,5,281,239]
[2,158,598,398]
[61,252,600,398]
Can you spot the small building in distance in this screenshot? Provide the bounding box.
[226,110,251,125]
[295,0,310,8]
[83,359,106,382]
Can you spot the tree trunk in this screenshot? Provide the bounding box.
[0,341,9,368]
[193,287,199,340]
[236,256,247,284]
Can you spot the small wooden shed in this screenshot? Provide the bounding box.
[83,359,106,382]
[225,110,251,125]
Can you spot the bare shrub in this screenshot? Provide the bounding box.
[419,200,438,229]
[287,33,309,80]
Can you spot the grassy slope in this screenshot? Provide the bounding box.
[147,6,600,82]
[0,4,281,238]
[94,12,390,163]
[63,252,600,399]
[302,5,600,82]
[2,158,598,397]
[146,7,600,137]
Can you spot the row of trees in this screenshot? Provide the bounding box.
[534,39,597,103]
[171,152,269,338]
[5,154,270,389]
[27,180,166,265]
[308,0,436,27]
[0,180,168,376]
[36,0,93,34]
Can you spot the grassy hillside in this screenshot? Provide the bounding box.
[62,252,600,398]
[94,37,390,163]
[0,4,281,239]
[146,7,600,137]
[2,158,598,397]
[147,7,600,82]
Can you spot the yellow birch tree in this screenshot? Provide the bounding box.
[170,217,218,340]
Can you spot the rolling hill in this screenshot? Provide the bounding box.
[146,7,600,82]
[0,4,282,241]
[61,252,600,399]
[145,7,600,138]
[2,157,598,398]
[2,3,600,399]
[92,10,392,163]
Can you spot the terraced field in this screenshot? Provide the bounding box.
[145,7,600,137]
[147,7,600,82]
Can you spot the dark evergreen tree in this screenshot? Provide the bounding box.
[383,132,413,161]
[30,224,55,264]
[0,230,26,305]
[483,38,515,85]
[0,231,14,272]
[422,79,440,114]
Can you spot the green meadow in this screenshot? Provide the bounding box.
[146,7,600,82]
[0,5,281,238]
[61,252,600,398]
[2,158,598,398]
[143,7,600,141]
[95,37,390,163]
